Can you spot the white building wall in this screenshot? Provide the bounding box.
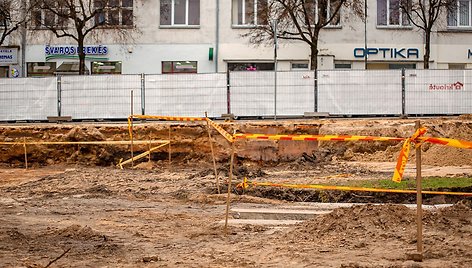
[3,0,472,75]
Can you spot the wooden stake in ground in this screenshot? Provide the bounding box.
[415,120,423,260]
[130,90,134,167]
[224,142,235,236]
[205,112,221,194]
[23,137,27,169]
[168,125,171,172]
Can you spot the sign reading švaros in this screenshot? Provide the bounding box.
[45,45,108,61]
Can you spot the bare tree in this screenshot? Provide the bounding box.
[400,0,455,69]
[243,0,364,70]
[32,0,135,75]
[0,0,31,46]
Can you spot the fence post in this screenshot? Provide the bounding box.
[57,75,62,117]
[401,68,406,117]
[314,69,318,112]
[141,73,145,115]
[226,70,231,114]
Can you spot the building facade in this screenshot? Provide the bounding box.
[2,0,472,77]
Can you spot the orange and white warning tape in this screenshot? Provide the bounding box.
[234,133,404,142]
[236,177,472,196]
[233,128,472,183]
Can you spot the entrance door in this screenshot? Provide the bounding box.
[0,66,8,77]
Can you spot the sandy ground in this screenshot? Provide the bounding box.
[1,118,472,267]
[0,163,471,268]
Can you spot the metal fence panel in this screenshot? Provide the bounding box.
[318,70,402,115]
[61,75,141,119]
[0,77,57,121]
[230,71,275,117]
[145,73,227,117]
[276,71,315,116]
[405,69,472,115]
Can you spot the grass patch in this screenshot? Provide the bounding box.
[346,177,472,190]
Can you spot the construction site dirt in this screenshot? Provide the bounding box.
[1,117,471,267]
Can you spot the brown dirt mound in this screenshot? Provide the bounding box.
[53,224,106,241]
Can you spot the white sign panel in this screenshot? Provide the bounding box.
[0,47,18,65]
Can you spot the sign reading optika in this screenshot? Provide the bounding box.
[354,47,420,59]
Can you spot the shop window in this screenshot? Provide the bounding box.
[449,63,466,69]
[160,0,200,26]
[232,0,268,26]
[377,0,411,27]
[162,61,197,74]
[228,62,274,71]
[55,62,90,75]
[92,61,122,74]
[334,62,352,69]
[27,62,56,77]
[291,62,309,70]
[448,0,472,27]
[94,0,133,27]
[388,63,416,69]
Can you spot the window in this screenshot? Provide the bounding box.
[160,0,200,26]
[449,63,466,69]
[32,3,69,29]
[232,0,268,26]
[291,62,309,70]
[334,62,352,69]
[162,61,197,74]
[448,0,472,27]
[92,61,122,74]
[27,62,57,77]
[95,0,133,27]
[228,62,274,71]
[310,0,341,26]
[377,0,410,27]
[0,11,9,27]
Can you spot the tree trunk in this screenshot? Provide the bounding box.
[310,43,318,70]
[77,38,86,75]
[424,30,431,69]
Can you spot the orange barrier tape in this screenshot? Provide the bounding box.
[233,129,472,183]
[234,133,404,142]
[206,118,234,143]
[237,178,472,196]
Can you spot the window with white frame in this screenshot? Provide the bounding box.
[377,0,410,27]
[94,0,133,27]
[232,0,268,26]
[310,0,341,26]
[448,0,472,27]
[160,0,200,26]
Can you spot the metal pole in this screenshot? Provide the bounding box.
[415,120,423,260]
[314,70,318,112]
[402,68,406,117]
[364,0,368,69]
[21,0,27,77]
[57,76,62,117]
[273,19,278,120]
[130,90,134,167]
[168,125,171,171]
[215,0,219,73]
[226,70,231,114]
[141,73,145,115]
[23,137,27,169]
[224,142,235,236]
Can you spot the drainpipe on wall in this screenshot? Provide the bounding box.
[21,0,27,77]
[215,0,219,73]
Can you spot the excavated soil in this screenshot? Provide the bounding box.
[0,117,471,267]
